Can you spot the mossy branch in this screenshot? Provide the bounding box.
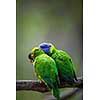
[16,77,82,92]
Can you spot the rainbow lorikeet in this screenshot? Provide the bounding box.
[39,43,78,84]
[28,47,60,100]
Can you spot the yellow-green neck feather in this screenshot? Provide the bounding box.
[49,44,57,55]
[31,47,44,59]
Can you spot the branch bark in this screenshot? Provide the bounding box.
[44,88,82,100]
[16,77,82,92]
[60,88,82,100]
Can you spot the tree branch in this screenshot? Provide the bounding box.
[16,77,83,92]
[44,88,82,100]
[60,88,82,100]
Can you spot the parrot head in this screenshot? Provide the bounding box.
[28,47,44,64]
[39,42,56,55]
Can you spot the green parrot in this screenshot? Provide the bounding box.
[38,43,78,84]
[28,47,60,100]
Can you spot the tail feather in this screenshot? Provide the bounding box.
[52,87,60,100]
[73,71,78,81]
[62,74,75,84]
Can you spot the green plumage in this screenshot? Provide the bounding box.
[50,49,77,84]
[39,43,77,84]
[28,47,60,100]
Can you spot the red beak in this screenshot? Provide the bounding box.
[30,60,33,64]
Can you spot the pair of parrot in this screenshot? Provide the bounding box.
[28,42,77,100]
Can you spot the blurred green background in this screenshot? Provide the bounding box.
[16,0,83,100]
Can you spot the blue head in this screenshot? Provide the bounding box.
[38,42,51,55]
[39,42,56,55]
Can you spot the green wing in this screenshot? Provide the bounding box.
[34,54,60,100]
[51,50,77,83]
